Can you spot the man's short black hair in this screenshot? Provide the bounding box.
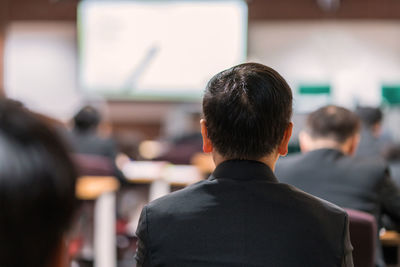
[0,99,78,267]
[202,62,293,160]
[355,106,383,128]
[73,105,101,132]
[305,105,360,143]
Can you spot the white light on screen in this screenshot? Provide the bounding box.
[78,0,248,100]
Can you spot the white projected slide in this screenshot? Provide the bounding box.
[78,0,247,100]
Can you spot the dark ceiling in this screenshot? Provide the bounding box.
[249,0,400,20]
[2,0,400,22]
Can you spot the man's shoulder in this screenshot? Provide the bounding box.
[146,177,347,222]
[350,154,387,168]
[146,179,210,210]
[281,182,347,217]
[138,177,349,267]
[275,152,309,179]
[277,152,304,165]
[344,155,388,181]
[277,150,387,173]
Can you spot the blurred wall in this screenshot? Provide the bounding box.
[5,20,400,138]
[5,22,82,121]
[7,21,400,119]
[0,1,9,93]
[2,0,400,139]
[3,21,202,139]
[249,21,400,108]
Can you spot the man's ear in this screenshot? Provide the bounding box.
[299,130,311,153]
[277,122,293,156]
[347,133,360,156]
[200,119,213,153]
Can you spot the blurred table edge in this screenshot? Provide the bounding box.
[381,230,400,246]
[76,176,120,200]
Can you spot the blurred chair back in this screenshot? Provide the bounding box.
[345,208,377,267]
[73,153,113,176]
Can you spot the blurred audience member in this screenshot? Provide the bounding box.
[67,105,125,182]
[383,145,400,187]
[0,98,78,267]
[155,111,203,164]
[70,105,114,157]
[355,106,390,159]
[276,105,400,267]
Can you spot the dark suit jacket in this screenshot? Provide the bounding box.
[65,129,126,182]
[355,128,386,159]
[67,130,118,159]
[276,148,400,267]
[136,160,353,267]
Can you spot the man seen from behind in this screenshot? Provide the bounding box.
[276,105,400,267]
[135,63,353,267]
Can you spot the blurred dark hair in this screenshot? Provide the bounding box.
[305,105,360,143]
[73,105,101,132]
[355,106,383,128]
[202,62,293,159]
[0,99,78,267]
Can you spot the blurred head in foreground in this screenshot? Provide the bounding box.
[0,99,78,267]
[201,62,293,167]
[300,105,361,155]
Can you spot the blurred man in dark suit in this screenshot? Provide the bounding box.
[135,63,353,267]
[69,105,117,159]
[276,105,400,267]
[66,105,125,181]
[355,106,389,159]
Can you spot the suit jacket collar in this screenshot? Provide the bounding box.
[306,148,346,159]
[209,159,278,182]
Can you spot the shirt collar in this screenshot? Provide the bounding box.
[306,148,345,158]
[209,159,278,183]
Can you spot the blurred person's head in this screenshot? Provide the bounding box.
[355,106,383,137]
[0,99,78,267]
[73,105,101,132]
[201,62,293,168]
[300,105,361,155]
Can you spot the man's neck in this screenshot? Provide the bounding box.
[212,151,279,171]
[302,139,351,155]
[305,140,344,152]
